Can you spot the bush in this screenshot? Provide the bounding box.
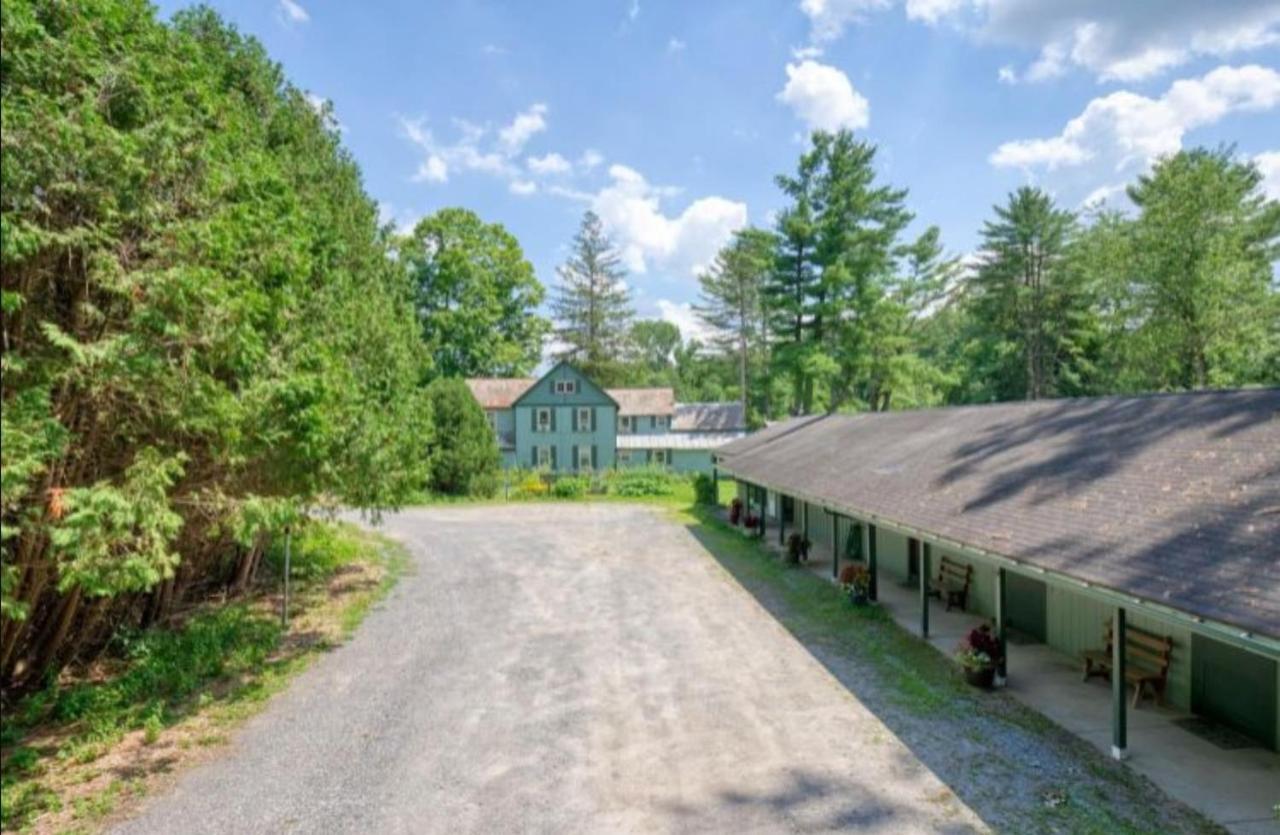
[511,471,549,499]
[551,476,589,498]
[425,378,501,496]
[607,466,678,497]
[261,521,366,582]
[692,473,717,505]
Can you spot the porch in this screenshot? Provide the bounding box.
[723,502,1280,833]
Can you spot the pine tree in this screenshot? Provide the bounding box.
[696,227,776,416]
[551,211,634,383]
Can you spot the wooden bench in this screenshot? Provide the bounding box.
[1081,620,1173,708]
[927,556,973,612]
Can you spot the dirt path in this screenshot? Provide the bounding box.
[113,504,986,833]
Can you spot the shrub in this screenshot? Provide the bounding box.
[729,497,743,525]
[692,473,717,505]
[551,476,589,498]
[425,378,501,496]
[512,472,549,499]
[607,466,678,497]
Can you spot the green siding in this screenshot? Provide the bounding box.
[513,365,617,471]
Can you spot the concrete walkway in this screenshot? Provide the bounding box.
[745,514,1280,834]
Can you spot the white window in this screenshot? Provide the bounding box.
[619,415,632,433]
[536,407,552,432]
[652,449,669,465]
[554,379,577,394]
[576,407,592,432]
[577,446,593,471]
[536,445,552,469]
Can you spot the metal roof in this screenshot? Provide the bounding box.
[717,389,1280,639]
[617,432,745,450]
[673,402,747,432]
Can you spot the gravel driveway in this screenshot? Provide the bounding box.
[115,504,985,834]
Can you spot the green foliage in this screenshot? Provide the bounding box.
[692,473,718,505]
[261,520,366,582]
[400,208,550,377]
[550,476,590,498]
[425,378,500,496]
[606,467,679,497]
[0,0,431,689]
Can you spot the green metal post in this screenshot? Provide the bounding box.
[778,493,786,545]
[281,527,292,628]
[920,542,931,637]
[832,515,840,580]
[712,467,718,506]
[1112,607,1128,760]
[995,568,1007,685]
[867,524,878,601]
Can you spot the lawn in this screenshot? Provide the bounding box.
[0,522,407,835]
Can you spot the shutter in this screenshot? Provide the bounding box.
[591,408,597,432]
[572,445,578,472]
[551,408,557,432]
[551,446,558,471]
[591,445,598,469]
[646,449,652,464]
[531,446,537,467]
[572,409,578,432]
[530,409,536,431]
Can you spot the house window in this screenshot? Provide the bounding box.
[619,415,632,433]
[618,450,633,463]
[486,411,498,432]
[654,415,669,430]
[536,445,552,469]
[652,449,669,466]
[577,446,593,471]
[536,407,552,433]
[576,407,592,432]
[554,379,577,394]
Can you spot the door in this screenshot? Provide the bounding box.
[1192,635,1277,750]
[1004,573,1047,643]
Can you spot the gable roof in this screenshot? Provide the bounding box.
[717,389,1280,639]
[606,387,675,416]
[511,361,620,408]
[465,378,536,409]
[673,402,747,432]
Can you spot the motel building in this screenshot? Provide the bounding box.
[713,388,1279,828]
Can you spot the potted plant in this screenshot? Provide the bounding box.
[744,511,760,532]
[839,564,871,605]
[785,532,811,564]
[729,497,743,526]
[956,624,1002,689]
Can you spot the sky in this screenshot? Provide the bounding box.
[155,0,1280,342]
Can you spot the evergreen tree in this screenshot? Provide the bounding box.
[767,146,823,414]
[551,211,634,383]
[425,378,500,497]
[696,227,776,416]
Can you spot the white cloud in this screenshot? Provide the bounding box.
[378,202,422,236]
[628,0,641,21]
[997,65,1017,84]
[777,60,869,133]
[498,103,548,154]
[1080,182,1127,209]
[655,300,716,344]
[991,65,1280,172]
[527,152,572,175]
[578,149,605,171]
[927,0,1280,83]
[904,0,964,25]
[589,165,748,278]
[277,0,308,24]
[667,37,686,53]
[1256,151,1280,200]
[800,0,892,43]
[509,179,538,196]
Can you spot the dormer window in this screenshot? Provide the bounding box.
[554,379,577,395]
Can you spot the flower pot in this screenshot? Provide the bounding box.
[847,588,869,607]
[964,666,996,689]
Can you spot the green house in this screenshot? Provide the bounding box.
[466,362,746,474]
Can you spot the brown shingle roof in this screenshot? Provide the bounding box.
[673,402,747,432]
[465,378,536,409]
[607,387,675,416]
[718,390,1280,638]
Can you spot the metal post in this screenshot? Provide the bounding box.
[802,502,810,542]
[995,568,1007,685]
[1112,607,1128,760]
[281,527,292,628]
[712,467,718,505]
[867,524,878,601]
[920,542,931,637]
[778,493,786,545]
[832,515,840,580]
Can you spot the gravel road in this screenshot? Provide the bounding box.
[114,504,985,834]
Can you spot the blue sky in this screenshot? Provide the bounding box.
[155,0,1280,339]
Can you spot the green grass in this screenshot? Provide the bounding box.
[0,521,406,834]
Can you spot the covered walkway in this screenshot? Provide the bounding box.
[725,508,1280,833]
